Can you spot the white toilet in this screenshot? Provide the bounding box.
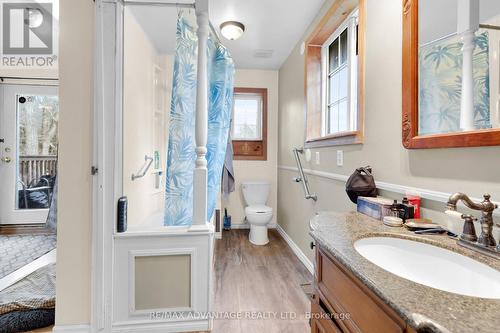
[242,181,273,245]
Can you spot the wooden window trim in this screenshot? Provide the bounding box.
[402,0,500,149]
[232,87,268,161]
[304,0,366,148]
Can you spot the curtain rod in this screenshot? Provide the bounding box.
[124,1,194,8]
[123,0,221,42]
[0,76,58,82]
[480,24,500,31]
[209,22,221,43]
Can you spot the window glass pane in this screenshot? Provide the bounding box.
[232,94,262,140]
[328,104,339,134]
[338,66,348,99]
[17,95,59,210]
[338,100,349,132]
[340,29,348,64]
[329,38,339,72]
[329,74,340,104]
[18,96,59,156]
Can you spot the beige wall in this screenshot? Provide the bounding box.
[123,9,173,226]
[55,0,94,326]
[278,0,500,261]
[222,69,279,226]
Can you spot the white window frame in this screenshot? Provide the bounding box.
[232,92,263,141]
[321,8,359,137]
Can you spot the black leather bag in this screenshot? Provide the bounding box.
[345,166,377,203]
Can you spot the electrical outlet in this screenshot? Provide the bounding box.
[304,149,312,162]
[337,150,344,166]
[315,151,320,165]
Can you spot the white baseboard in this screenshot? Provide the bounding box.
[229,222,250,229]
[52,324,91,333]
[229,223,277,229]
[111,319,211,333]
[276,224,314,275]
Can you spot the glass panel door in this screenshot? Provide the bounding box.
[0,85,59,225]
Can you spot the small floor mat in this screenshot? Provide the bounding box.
[0,234,56,280]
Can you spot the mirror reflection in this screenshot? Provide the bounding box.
[419,0,500,135]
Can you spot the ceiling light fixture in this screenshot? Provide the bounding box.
[220,21,245,41]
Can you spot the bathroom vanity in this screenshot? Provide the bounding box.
[309,212,500,333]
[311,245,412,333]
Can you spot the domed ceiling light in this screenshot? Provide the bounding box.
[220,21,245,41]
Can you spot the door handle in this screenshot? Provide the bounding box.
[1,157,11,163]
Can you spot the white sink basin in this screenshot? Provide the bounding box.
[354,237,500,299]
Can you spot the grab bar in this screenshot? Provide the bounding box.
[292,148,317,201]
[131,155,154,181]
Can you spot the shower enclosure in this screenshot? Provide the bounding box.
[93,0,226,331]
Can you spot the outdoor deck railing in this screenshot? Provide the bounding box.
[19,155,57,185]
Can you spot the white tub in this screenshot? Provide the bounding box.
[125,210,191,233]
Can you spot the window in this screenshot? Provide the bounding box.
[232,88,267,160]
[232,94,262,140]
[305,1,365,147]
[322,12,358,136]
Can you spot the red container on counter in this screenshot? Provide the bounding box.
[407,195,421,218]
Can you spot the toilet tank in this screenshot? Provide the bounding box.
[241,181,271,206]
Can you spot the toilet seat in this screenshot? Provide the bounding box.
[241,181,272,245]
[245,205,272,215]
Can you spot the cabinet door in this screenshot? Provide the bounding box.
[311,302,344,333]
[311,319,327,333]
[317,248,405,333]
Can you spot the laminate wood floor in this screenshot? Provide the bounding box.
[209,229,313,333]
[29,229,312,333]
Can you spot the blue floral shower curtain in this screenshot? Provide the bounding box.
[164,10,235,226]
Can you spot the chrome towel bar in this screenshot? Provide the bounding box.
[131,155,154,181]
[293,147,317,201]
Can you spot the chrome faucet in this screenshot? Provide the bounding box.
[446,193,499,258]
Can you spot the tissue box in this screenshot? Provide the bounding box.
[357,196,393,221]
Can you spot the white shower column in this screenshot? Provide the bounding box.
[458,0,479,131]
[193,0,209,227]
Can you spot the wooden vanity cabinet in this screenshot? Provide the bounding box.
[311,246,417,333]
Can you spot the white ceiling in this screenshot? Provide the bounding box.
[127,0,325,69]
[419,0,500,46]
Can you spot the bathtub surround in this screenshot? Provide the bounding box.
[277,0,500,264]
[91,1,219,331]
[123,8,173,227]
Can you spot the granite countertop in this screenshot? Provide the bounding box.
[309,211,500,333]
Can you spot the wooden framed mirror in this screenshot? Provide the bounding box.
[402,0,500,148]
